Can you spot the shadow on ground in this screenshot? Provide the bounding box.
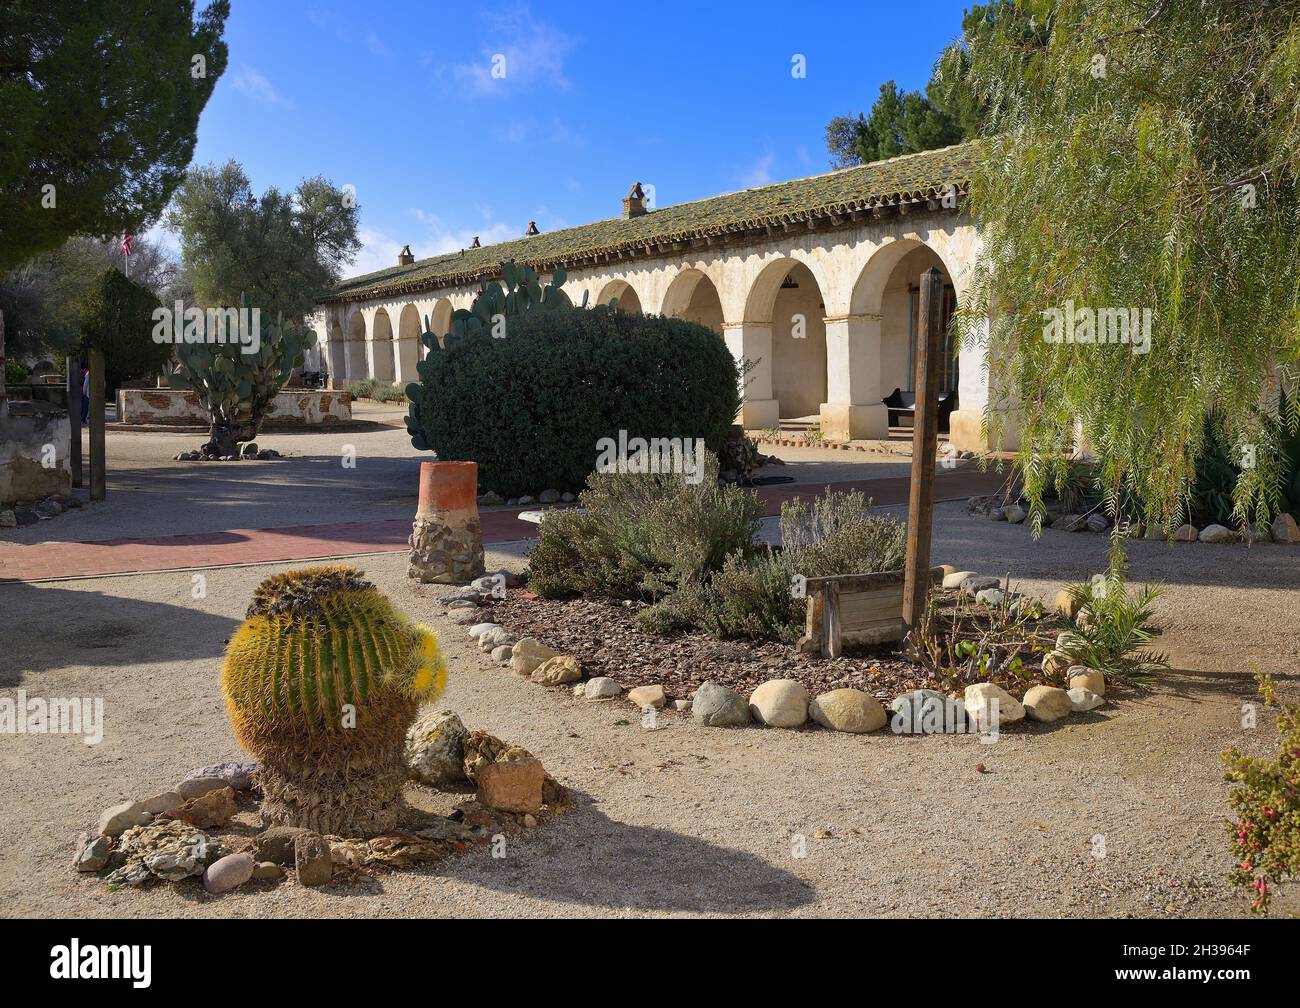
[438,794,818,915]
[0,581,239,680]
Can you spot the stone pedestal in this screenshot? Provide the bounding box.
[407,461,485,584]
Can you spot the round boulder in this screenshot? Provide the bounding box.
[962,682,1025,729]
[749,679,809,728]
[405,709,469,787]
[203,852,254,894]
[1023,685,1073,723]
[583,676,622,699]
[1067,667,1106,697]
[1068,687,1105,712]
[808,689,886,733]
[691,681,751,727]
[530,655,582,686]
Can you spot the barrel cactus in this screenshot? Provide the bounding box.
[169,292,317,458]
[221,565,447,835]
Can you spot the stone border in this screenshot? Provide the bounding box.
[441,571,1109,741]
[971,495,1300,545]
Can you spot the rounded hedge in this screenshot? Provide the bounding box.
[411,306,741,497]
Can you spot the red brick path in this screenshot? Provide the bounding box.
[0,469,1007,583]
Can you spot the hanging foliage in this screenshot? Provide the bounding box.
[951,0,1300,536]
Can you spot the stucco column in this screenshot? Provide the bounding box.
[364,339,382,382]
[722,322,779,429]
[948,314,1019,452]
[819,313,888,440]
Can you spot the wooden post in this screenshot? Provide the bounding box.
[89,348,106,501]
[66,356,83,487]
[0,308,7,416]
[902,267,945,633]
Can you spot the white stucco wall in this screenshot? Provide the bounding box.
[315,208,1009,449]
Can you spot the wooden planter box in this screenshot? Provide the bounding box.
[796,566,944,659]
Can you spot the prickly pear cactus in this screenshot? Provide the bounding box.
[404,261,570,452]
[169,292,316,457]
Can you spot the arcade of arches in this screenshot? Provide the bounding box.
[313,207,1006,452]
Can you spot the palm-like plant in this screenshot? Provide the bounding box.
[1058,572,1167,681]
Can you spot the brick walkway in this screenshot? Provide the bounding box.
[0,469,1007,583]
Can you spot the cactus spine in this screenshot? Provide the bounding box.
[221,565,446,835]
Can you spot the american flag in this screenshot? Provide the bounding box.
[120,233,133,257]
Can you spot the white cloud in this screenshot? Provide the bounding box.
[491,116,586,147]
[740,152,776,187]
[229,66,292,107]
[364,31,389,58]
[447,6,576,96]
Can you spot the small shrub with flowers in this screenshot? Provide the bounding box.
[1222,673,1300,913]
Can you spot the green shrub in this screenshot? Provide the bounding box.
[5,360,29,385]
[411,304,741,497]
[695,550,804,642]
[347,379,404,403]
[1223,674,1300,913]
[779,489,907,578]
[529,458,762,599]
[1191,412,1240,525]
[688,493,906,642]
[75,268,172,393]
[1058,569,1167,679]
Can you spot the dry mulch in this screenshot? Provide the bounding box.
[488,591,1054,704]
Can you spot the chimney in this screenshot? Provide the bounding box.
[525,221,540,236]
[397,244,414,266]
[623,182,647,218]
[470,236,481,248]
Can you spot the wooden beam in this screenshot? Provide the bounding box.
[66,356,82,487]
[821,580,841,659]
[902,267,945,633]
[88,347,106,502]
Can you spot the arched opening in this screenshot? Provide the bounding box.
[345,311,367,382]
[850,241,959,433]
[397,304,421,383]
[661,268,723,332]
[369,308,396,383]
[596,279,643,314]
[744,259,828,422]
[428,298,453,347]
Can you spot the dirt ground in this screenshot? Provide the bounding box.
[2,502,1297,918]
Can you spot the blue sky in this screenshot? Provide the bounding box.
[175,0,974,277]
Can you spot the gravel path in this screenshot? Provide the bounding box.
[2,504,1296,917]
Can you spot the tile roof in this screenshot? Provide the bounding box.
[325,141,976,304]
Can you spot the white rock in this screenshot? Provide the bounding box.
[510,636,558,676]
[748,679,809,728]
[468,622,501,640]
[1024,685,1073,722]
[1271,513,1299,544]
[962,683,1025,729]
[1068,687,1105,712]
[583,677,622,699]
[943,570,977,590]
[1199,523,1235,543]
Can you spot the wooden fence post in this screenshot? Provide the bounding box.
[67,356,83,487]
[902,267,945,634]
[89,348,106,501]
